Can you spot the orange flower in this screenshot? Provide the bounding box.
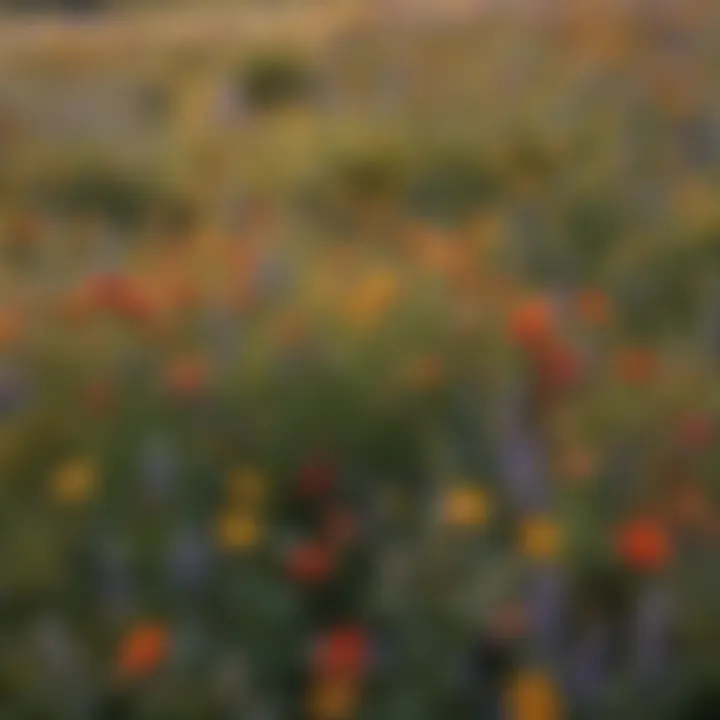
[505,668,564,720]
[577,289,612,326]
[346,268,398,330]
[614,348,658,385]
[114,281,162,327]
[86,274,126,312]
[117,624,169,678]
[616,518,671,572]
[171,278,200,312]
[510,297,555,349]
[308,676,359,720]
[520,517,563,560]
[0,309,25,350]
[164,354,210,397]
[443,486,491,528]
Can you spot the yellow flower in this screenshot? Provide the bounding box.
[676,176,718,234]
[216,512,262,551]
[228,467,267,507]
[52,458,98,504]
[308,677,359,720]
[443,486,491,528]
[520,517,563,560]
[346,267,398,330]
[505,669,563,720]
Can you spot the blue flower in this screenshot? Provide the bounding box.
[0,364,29,418]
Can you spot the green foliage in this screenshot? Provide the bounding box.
[240,51,317,112]
[35,164,175,226]
[408,146,501,225]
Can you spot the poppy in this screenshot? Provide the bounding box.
[533,341,583,391]
[616,518,671,572]
[510,297,556,350]
[286,542,336,585]
[314,625,371,680]
[117,624,168,679]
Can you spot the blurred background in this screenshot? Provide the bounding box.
[0,0,719,717]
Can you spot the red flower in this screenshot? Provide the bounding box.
[286,542,335,585]
[117,623,169,678]
[87,274,126,311]
[616,518,671,572]
[677,413,715,449]
[315,625,371,680]
[116,286,159,327]
[533,340,583,391]
[164,355,210,398]
[510,297,556,350]
[298,458,337,499]
[324,508,358,549]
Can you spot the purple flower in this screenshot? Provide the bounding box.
[498,423,550,513]
[32,616,81,678]
[525,565,568,663]
[205,307,243,367]
[139,436,178,499]
[167,529,213,592]
[634,585,674,685]
[0,364,29,418]
[94,537,136,621]
[566,622,611,708]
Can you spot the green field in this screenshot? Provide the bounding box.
[0,2,719,718]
